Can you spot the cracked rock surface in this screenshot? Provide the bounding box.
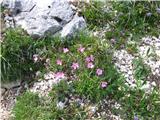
[2,0,86,38]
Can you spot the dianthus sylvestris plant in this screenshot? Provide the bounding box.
[56,59,63,66]
[78,44,85,53]
[71,62,80,70]
[63,48,69,53]
[40,34,124,102]
[96,68,103,76]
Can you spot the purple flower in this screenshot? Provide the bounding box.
[96,69,103,76]
[87,62,94,69]
[63,48,69,53]
[85,56,91,62]
[146,12,152,17]
[71,62,79,70]
[134,116,139,120]
[55,72,65,79]
[56,59,62,65]
[85,55,94,63]
[100,82,107,88]
[78,45,85,53]
[90,55,94,62]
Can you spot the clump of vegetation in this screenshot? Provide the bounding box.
[112,1,160,36]
[49,80,87,120]
[13,82,160,120]
[40,33,126,102]
[13,86,87,120]
[50,80,74,102]
[12,92,42,120]
[118,88,160,119]
[82,1,160,49]
[1,28,64,83]
[1,29,45,82]
[82,1,112,29]
[126,42,138,55]
[132,58,151,81]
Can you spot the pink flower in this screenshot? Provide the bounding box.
[96,68,103,76]
[85,55,94,63]
[33,54,39,63]
[63,48,69,53]
[55,72,65,79]
[90,55,94,62]
[87,62,94,69]
[56,59,62,65]
[71,62,79,70]
[85,57,91,62]
[78,45,85,53]
[101,81,107,88]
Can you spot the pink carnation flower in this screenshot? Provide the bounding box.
[85,56,91,62]
[55,72,65,79]
[87,62,94,69]
[90,55,94,62]
[96,68,103,76]
[85,55,94,63]
[56,59,62,65]
[78,45,85,53]
[63,48,69,53]
[71,62,79,70]
[101,81,107,88]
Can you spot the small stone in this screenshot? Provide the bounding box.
[141,82,152,93]
[151,81,156,87]
[57,101,65,110]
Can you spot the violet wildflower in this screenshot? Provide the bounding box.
[55,72,65,79]
[78,45,85,53]
[56,59,62,65]
[87,62,94,69]
[63,48,69,53]
[146,12,152,17]
[100,82,107,88]
[96,69,103,76]
[85,55,94,63]
[90,55,94,62]
[134,116,138,120]
[71,62,79,70]
[85,56,91,62]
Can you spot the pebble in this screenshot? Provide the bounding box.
[57,101,65,110]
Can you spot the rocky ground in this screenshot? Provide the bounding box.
[1,0,160,120]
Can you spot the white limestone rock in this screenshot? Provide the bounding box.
[2,0,86,38]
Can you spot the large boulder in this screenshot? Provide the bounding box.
[2,0,86,38]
